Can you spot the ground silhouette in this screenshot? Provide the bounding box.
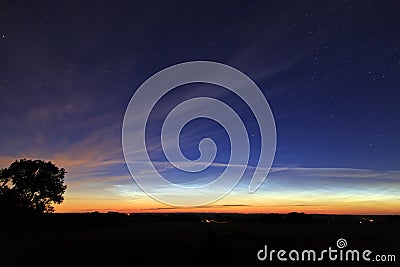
[1,212,398,266]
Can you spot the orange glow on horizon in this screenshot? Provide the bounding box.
[55,196,400,215]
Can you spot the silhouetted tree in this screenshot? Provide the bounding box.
[0,159,67,214]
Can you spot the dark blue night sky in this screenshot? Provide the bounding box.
[0,1,399,213]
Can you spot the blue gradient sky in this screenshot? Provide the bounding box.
[0,1,399,213]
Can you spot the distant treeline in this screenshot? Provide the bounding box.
[3,211,399,226]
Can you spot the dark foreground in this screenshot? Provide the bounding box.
[1,213,398,267]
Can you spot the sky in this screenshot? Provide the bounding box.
[0,0,399,214]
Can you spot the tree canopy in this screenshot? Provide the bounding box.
[0,159,67,214]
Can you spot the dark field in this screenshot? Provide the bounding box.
[1,213,398,267]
